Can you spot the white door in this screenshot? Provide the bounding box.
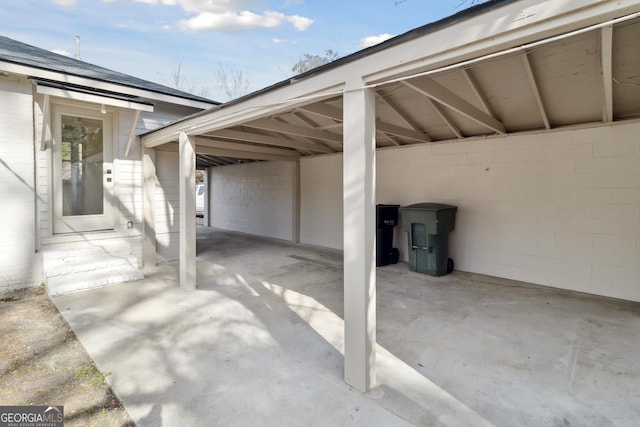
[52,104,114,233]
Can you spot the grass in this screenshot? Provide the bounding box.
[73,366,112,387]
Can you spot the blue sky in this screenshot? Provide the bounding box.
[1,0,481,101]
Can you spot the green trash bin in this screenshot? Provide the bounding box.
[400,203,457,276]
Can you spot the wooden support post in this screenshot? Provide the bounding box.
[179,132,196,290]
[343,82,377,392]
[142,147,157,274]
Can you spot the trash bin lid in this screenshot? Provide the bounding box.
[400,203,457,211]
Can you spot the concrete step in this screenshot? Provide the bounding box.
[44,254,140,277]
[42,239,144,296]
[42,239,134,261]
[46,265,144,296]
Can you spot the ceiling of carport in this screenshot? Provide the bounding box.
[191,16,640,169]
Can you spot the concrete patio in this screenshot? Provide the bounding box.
[53,227,640,426]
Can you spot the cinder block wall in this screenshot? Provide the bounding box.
[0,77,41,290]
[300,154,343,248]
[209,161,294,241]
[299,121,640,302]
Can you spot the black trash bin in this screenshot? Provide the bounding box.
[400,203,457,276]
[376,204,400,267]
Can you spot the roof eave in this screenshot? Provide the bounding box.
[0,60,218,110]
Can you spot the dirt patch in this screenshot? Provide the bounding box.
[0,286,135,426]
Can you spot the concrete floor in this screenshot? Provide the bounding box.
[53,227,640,426]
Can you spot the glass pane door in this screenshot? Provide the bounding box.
[61,115,104,216]
[52,104,114,234]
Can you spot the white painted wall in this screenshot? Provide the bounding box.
[0,76,41,291]
[209,161,294,241]
[300,154,343,249]
[0,76,202,288]
[296,122,640,302]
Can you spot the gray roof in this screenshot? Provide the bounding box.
[0,35,218,105]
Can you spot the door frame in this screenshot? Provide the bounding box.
[50,102,116,234]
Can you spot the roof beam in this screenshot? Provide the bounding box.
[376,89,432,141]
[195,144,298,162]
[209,128,334,154]
[460,68,496,117]
[426,98,463,139]
[376,120,430,143]
[521,53,551,130]
[289,114,337,154]
[601,25,614,123]
[298,102,430,143]
[246,118,343,144]
[194,137,300,158]
[197,154,228,166]
[297,103,342,121]
[402,78,506,134]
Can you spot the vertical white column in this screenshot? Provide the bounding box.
[203,166,210,227]
[179,132,196,290]
[292,160,301,243]
[343,82,377,392]
[142,146,157,274]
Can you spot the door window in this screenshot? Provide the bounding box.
[60,115,104,216]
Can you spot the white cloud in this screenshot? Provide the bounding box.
[180,11,279,31]
[131,0,312,32]
[137,0,259,12]
[52,0,77,6]
[272,38,296,44]
[287,15,313,31]
[361,33,395,48]
[51,49,71,56]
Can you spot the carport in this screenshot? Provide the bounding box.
[140,0,640,393]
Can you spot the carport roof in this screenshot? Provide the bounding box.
[140,0,640,168]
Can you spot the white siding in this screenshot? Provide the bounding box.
[0,77,41,290]
[209,161,294,241]
[27,96,200,269]
[295,122,640,302]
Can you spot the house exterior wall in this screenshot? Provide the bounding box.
[208,161,294,241]
[0,72,201,291]
[295,121,640,302]
[0,76,41,291]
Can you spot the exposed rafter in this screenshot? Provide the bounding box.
[197,154,229,166]
[194,137,300,158]
[376,89,433,141]
[246,118,343,144]
[196,144,298,162]
[601,25,614,122]
[209,128,334,154]
[376,120,430,143]
[287,113,337,153]
[296,103,342,121]
[402,78,506,134]
[298,102,430,143]
[379,133,401,146]
[426,98,463,139]
[521,53,551,130]
[460,68,496,117]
